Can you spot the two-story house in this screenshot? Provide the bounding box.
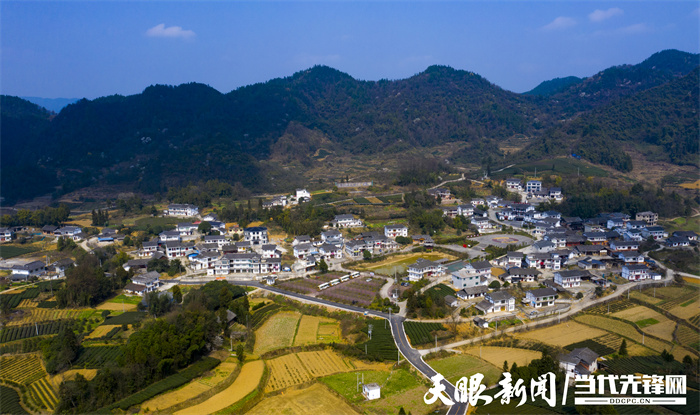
[407,258,444,281]
[505,178,522,191]
[476,291,515,314]
[526,287,557,308]
[384,224,408,239]
[131,271,160,294]
[503,267,540,283]
[451,261,491,289]
[554,270,583,288]
[166,204,199,217]
[559,348,599,377]
[332,214,363,228]
[244,227,268,245]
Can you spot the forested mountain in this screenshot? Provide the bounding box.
[520,66,700,171]
[541,49,698,115]
[1,49,697,204]
[525,76,583,96]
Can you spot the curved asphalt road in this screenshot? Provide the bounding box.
[178,278,468,414]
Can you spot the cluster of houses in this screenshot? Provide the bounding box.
[504,178,563,202]
[262,189,311,209]
[3,258,76,281]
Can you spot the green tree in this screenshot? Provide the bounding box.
[363,250,372,261]
[198,221,212,235]
[488,280,501,290]
[172,285,183,304]
[619,339,628,356]
[318,258,329,273]
[236,344,246,363]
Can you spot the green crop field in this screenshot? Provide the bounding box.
[424,284,456,301]
[250,303,285,329]
[107,295,143,305]
[635,318,660,328]
[0,245,40,259]
[404,322,447,346]
[0,320,73,343]
[0,385,28,414]
[101,311,145,326]
[74,346,124,368]
[359,318,397,361]
[428,354,501,386]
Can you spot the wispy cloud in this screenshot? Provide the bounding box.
[146,23,196,39]
[615,23,651,35]
[589,8,624,22]
[541,17,577,31]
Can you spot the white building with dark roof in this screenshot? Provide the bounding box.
[407,258,444,281]
[244,227,268,245]
[166,204,199,217]
[476,291,515,314]
[526,288,557,308]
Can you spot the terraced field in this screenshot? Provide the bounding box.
[517,321,607,346]
[6,309,89,326]
[253,311,301,355]
[249,383,358,415]
[27,377,58,411]
[461,346,542,368]
[0,354,46,385]
[265,350,357,392]
[677,325,700,350]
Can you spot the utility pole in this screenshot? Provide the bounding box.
[435,334,437,351]
[642,332,645,345]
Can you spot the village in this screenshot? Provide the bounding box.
[0,176,698,415]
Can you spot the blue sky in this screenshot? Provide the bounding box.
[2,1,698,98]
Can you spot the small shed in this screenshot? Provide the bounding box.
[363,383,381,400]
[473,317,489,329]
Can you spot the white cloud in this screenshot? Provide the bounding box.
[146,23,196,39]
[615,23,651,35]
[589,8,624,22]
[541,17,577,31]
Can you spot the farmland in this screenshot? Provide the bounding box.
[73,346,123,368]
[404,321,447,346]
[27,377,58,411]
[574,314,686,360]
[354,252,457,276]
[85,325,121,340]
[141,358,238,412]
[0,321,74,343]
[293,315,341,346]
[0,385,28,414]
[6,308,90,326]
[677,325,700,350]
[250,303,285,329]
[253,311,301,355]
[106,357,221,411]
[359,318,398,361]
[317,278,385,307]
[0,245,40,259]
[462,346,543,368]
[265,350,353,392]
[604,355,685,376]
[249,383,358,415]
[0,354,46,385]
[321,368,420,405]
[428,354,501,386]
[101,311,145,326]
[174,360,264,415]
[517,321,607,346]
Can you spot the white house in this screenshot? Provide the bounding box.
[55,226,83,240]
[554,270,583,288]
[363,383,381,400]
[163,242,196,258]
[609,241,640,252]
[665,236,690,248]
[176,222,198,236]
[321,229,344,246]
[559,348,599,377]
[621,264,659,281]
[471,216,494,231]
[407,258,444,281]
[503,267,540,283]
[166,204,199,217]
[261,244,281,258]
[293,242,314,259]
[616,251,645,264]
[11,261,46,280]
[159,230,181,242]
[0,228,13,242]
[384,224,408,239]
[332,214,363,228]
[295,188,311,202]
[526,287,557,308]
[131,271,160,293]
[204,235,229,248]
[526,180,542,193]
[457,204,474,217]
[636,211,658,226]
[293,235,311,246]
[456,285,488,300]
[244,227,268,245]
[476,291,515,314]
[319,243,343,260]
[505,178,522,191]
[641,226,667,241]
[452,261,491,290]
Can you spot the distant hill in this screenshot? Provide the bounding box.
[1,49,697,204]
[520,66,699,171]
[525,76,582,96]
[545,49,699,115]
[20,97,80,113]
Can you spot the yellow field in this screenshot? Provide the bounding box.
[293,315,322,346]
[593,333,655,357]
[612,306,666,322]
[680,180,700,189]
[141,359,236,412]
[357,252,458,272]
[265,350,360,393]
[462,346,542,368]
[249,383,358,415]
[175,360,264,415]
[6,309,86,326]
[669,300,700,319]
[366,197,384,204]
[630,291,663,305]
[642,321,677,342]
[265,354,312,392]
[17,299,39,308]
[517,321,607,346]
[95,301,138,311]
[27,377,58,411]
[0,354,46,385]
[254,311,301,355]
[293,316,341,346]
[85,325,120,339]
[49,369,98,388]
[575,314,685,360]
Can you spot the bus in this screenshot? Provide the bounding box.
[330,279,340,286]
[350,271,360,279]
[340,275,350,282]
[318,282,330,290]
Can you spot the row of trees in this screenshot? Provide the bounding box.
[0,204,71,227]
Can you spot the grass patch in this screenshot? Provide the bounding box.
[635,318,660,328]
[681,298,696,307]
[107,295,143,305]
[320,369,419,404]
[101,311,145,326]
[428,354,501,386]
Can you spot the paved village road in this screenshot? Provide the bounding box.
[175,279,469,414]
